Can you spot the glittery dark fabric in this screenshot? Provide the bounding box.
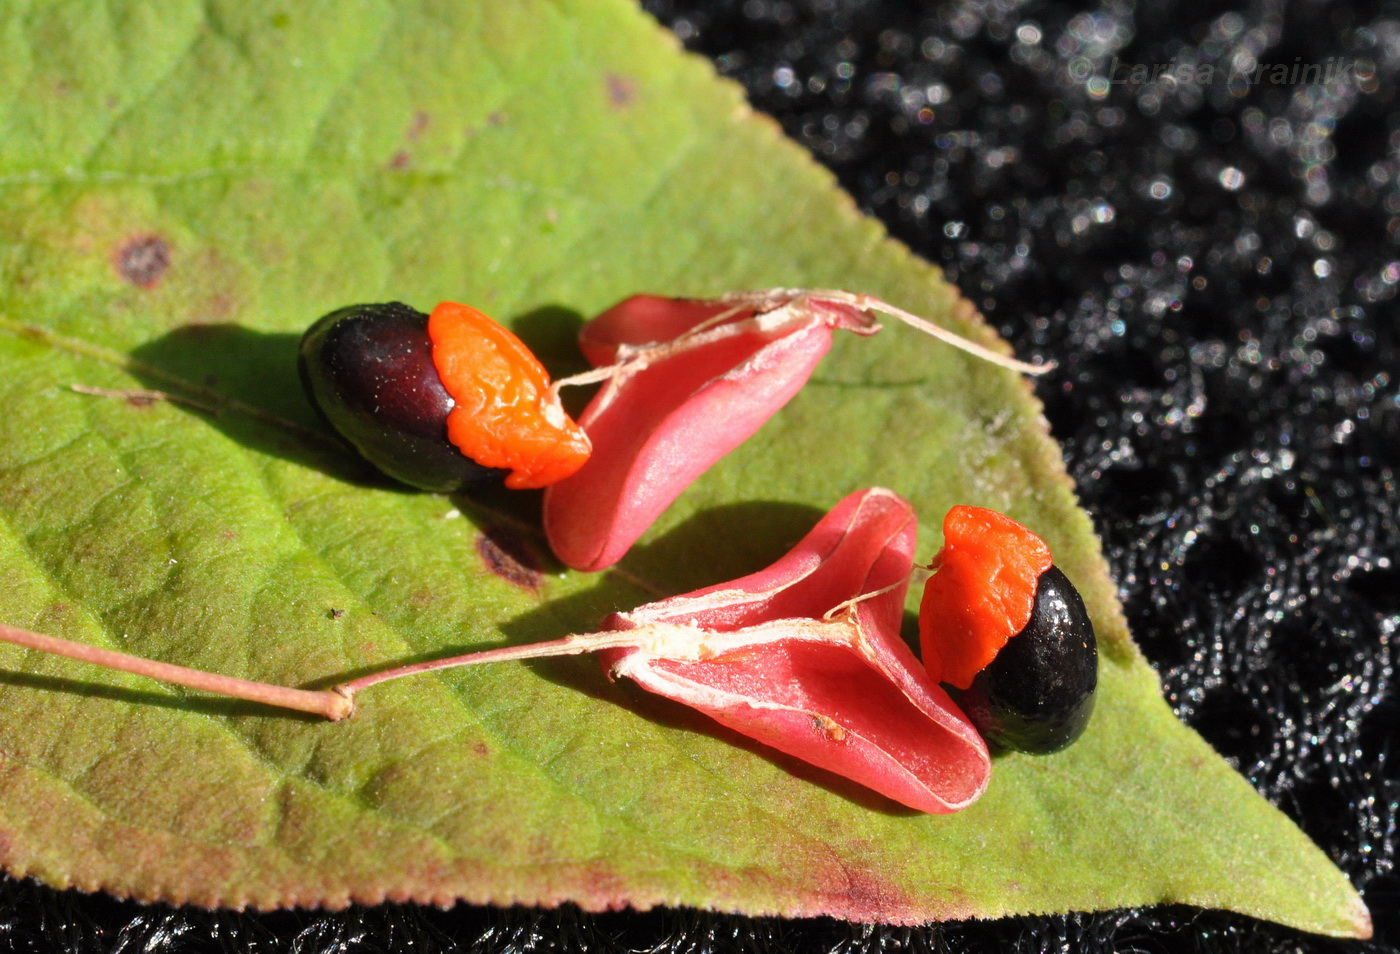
[3,1,1396,951]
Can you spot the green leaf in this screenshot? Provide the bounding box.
[0,0,1369,937]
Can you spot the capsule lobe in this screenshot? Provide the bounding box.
[959,565,1097,754]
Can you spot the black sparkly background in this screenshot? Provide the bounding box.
[2,1,1397,951]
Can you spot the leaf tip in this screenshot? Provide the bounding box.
[1346,894,1374,939]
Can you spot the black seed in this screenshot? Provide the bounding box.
[961,565,1098,755]
[298,302,505,492]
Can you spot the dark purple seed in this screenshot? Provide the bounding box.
[298,302,505,492]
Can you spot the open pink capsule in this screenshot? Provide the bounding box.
[544,291,1050,572]
[545,294,876,571]
[598,487,991,813]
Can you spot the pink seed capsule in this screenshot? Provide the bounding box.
[546,294,875,571]
[597,487,991,814]
[544,290,1050,572]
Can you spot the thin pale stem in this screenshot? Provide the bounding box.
[817,561,938,622]
[725,288,1050,374]
[822,577,910,620]
[669,301,757,338]
[722,288,1057,374]
[0,623,351,720]
[848,293,1055,375]
[332,630,642,699]
[70,384,220,415]
[0,623,649,722]
[550,364,622,396]
[547,301,761,401]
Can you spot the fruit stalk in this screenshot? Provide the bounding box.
[0,621,680,721]
[0,623,353,721]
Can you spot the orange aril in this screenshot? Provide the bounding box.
[427,301,591,490]
[918,505,1053,689]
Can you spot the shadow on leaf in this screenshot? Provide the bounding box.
[618,499,829,596]
[512,304,590,376]
[126,323,380,486]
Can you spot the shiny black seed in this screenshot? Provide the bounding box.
[961,565,1097,754]
[298,302,504,492]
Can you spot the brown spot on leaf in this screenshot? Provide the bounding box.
[406,111,430,140]
[476,527,544,591]
[202,292,237,322]
[329,608,344,621]
[409,587,436,607]
[473,741,489,756]
[605,73,636,108]
[388,150,410,170]
[466,111,507,138]
[114,235,171,288]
